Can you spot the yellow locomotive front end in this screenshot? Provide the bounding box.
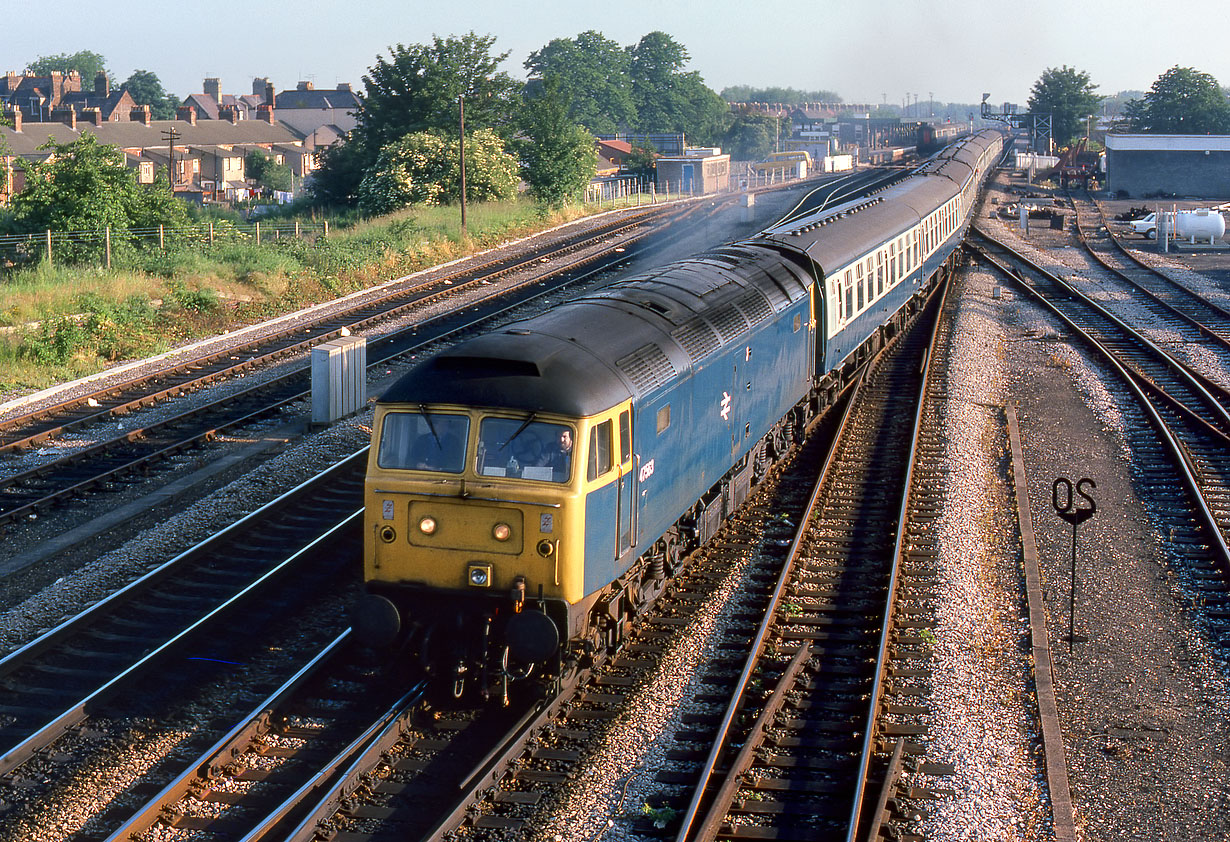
[357,401,587,700]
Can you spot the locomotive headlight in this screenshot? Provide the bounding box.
[468,563,492,587]
[492,522,512,542]
[418,516,437,535]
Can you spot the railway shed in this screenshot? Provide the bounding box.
[1104,133,1230,198]
[655,148,731,195]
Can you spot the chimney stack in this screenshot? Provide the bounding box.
[252,76,270,96]
[221,104,239,124]
[296,81,313,91]
[84,106,103,127]
[130,104,152,125]
[94,71,109,98]
[257,103,275,124]
[265,82,276,107]
[177,104,197,126]
[52,107,77,129]
[9,107,20,132]
[204,77,221,104]
[336,82,351,93]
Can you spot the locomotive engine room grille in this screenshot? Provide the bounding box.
[672,319,721,363]
[616,343,677,393]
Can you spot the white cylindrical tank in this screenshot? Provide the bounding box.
[1175,209,1226,244]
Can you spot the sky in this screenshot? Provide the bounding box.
[4,0,1228,110]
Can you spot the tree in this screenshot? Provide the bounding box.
[626,32,730,143]
[623,144,658,181]
[26,51,109,82]
[723,113,783,160]
[308,138,368,207]
[1026,66,1102,147]
[356,33,522,157]
[1123,67,1230,134]
[516,79,598,207]
[6,133,187,261]
[524,31,636,134]
[720,86,841,104]
[245,149,292,193]
[356,128,518,216]
[122,70,178,120]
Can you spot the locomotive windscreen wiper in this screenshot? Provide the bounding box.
[500,412,537,452]
[418,404,442,447]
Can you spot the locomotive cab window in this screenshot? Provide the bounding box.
[378,411,469,473]
[588,420,613,481]
[619,411,631,464]
[476,416,574,482]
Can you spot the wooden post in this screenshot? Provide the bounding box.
[255,221,261,245]
[459,95,467,235]
[323,220,329,238]
[209,221,214,246]
[105,226,110,269]
[45,230,52,266]
[294,220,300,238]
[159,224,164,250]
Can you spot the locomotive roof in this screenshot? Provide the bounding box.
[380,243,812,416]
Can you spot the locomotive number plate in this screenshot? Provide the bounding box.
[540,513,554,533]
[382,500,395,521]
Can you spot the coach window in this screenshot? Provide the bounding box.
[844,271,854,320]
[876,252,884,295]
[855,263,865,309]
[588,419,613,481]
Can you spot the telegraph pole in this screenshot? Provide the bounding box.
[458,95,467,235]
[161,126,181,188]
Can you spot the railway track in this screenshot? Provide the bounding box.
[1067,190,1230,357]
[969,227,1230,577]
[0,452,365,783]
[669,281,950,842]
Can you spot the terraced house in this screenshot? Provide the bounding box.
[1,102,320,205]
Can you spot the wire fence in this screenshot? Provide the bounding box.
[0,219,330,270]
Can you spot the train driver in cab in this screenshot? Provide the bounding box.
[545,428,573,480]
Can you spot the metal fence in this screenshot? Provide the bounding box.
[0,219,330,269]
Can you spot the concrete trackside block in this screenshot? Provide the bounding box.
[312,336,367,425]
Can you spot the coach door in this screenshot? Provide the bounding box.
[616,408,635,559]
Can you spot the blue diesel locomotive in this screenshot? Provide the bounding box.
[355,130,1004,700]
